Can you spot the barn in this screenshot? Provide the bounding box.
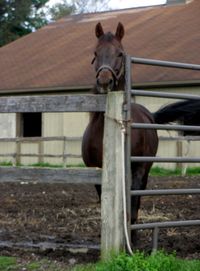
[0,0,199,169]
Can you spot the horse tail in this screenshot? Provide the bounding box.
[153,99,200,126]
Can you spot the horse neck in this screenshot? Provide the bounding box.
[90,111,104,125]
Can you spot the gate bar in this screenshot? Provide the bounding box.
[131,188,200,196]
[131,89,200,100]
[124,55,132,245]
[131,220,200,230]
[131,57,200,70]
[131,157,200,162]
[131,123,200,131]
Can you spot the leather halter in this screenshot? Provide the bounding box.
[94,55,125,86]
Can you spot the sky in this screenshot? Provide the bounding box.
[48,0,167,10]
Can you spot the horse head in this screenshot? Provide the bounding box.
[92,22,125,94]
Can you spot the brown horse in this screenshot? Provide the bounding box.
[81,22,158,244]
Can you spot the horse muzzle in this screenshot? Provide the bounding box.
[96,66,115,94]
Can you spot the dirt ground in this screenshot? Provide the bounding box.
[0,176,199,265]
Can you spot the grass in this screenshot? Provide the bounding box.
[0,257,66,271]
[1,251,200,271]
[0,256,16,271]
[72,251,200,271]
[0,161,13,167]
[150,166,200,176]
[0,161,86,168]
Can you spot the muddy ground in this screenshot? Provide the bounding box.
[0,176,199,265]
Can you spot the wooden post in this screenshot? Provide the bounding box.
[101,91,125,259]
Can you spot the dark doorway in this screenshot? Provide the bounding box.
[21,113,42,137]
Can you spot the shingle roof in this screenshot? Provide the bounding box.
[0,0,199,92]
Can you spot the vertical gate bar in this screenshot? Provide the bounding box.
[124,54,132,246]
[152,227,159,252]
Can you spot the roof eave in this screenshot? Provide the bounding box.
[0,80,199,96]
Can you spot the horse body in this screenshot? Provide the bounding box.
[82,112,104,168]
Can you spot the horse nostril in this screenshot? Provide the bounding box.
[108,78,114,88]
[109,78,113,84]
[96,78,100,86]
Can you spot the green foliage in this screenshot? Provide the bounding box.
[186,167,200,175]
[150,166,200,176]
[28,162,64,168]
[0,252,200,271]
[0,0,109,46]
[26,261,41,270]
[0,256,16,271]
[0,161,13,166]
[74,251,200,271]
[47,0,75,21]
[71,0,109,14]
[150,167,181,176]
[0,0,48,46]
[47,0,109,21]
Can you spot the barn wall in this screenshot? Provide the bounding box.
[0,113,15,138]
[0,113,16,163]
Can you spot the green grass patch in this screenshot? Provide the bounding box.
[1,252,200,271]
[186,167,200,175]
[0,256,17,271]
[0,161,86,169]
[150,167,181,176]
[27,162,64,168]
[0,161,13,167]
[71,251,200,271]
[150,166,200,176]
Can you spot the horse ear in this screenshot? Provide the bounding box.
[95,22,104,38]
[115,22,125,41]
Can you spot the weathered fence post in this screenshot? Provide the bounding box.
[101,91,125,259]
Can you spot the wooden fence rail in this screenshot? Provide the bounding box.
[0,94,106,113]
[0,166,101,184]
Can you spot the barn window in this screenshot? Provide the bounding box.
[20,113,42,137]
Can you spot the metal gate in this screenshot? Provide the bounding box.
[124,55,200,251]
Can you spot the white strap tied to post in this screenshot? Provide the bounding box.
[119,120,133,255]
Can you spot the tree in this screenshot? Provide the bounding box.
[72,0,109,14]
[0,0,48,47]
[48,0,110,21]
[0,0,110,47]
[47,0,75,21]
